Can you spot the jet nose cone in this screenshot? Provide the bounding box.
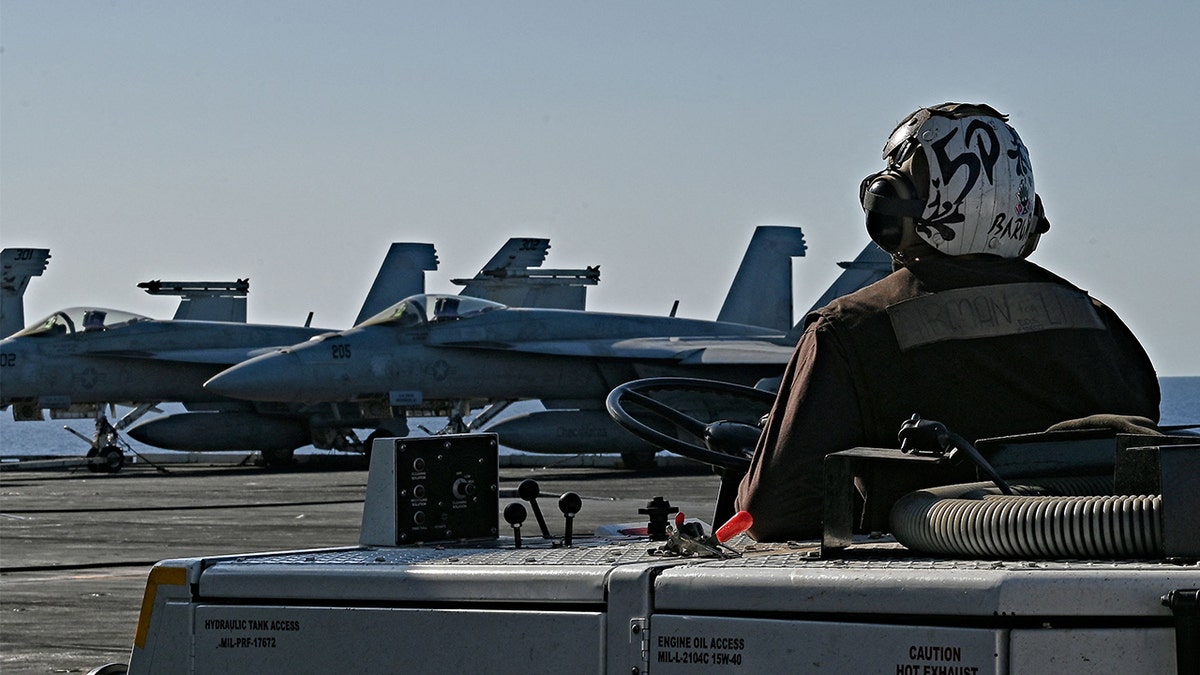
[205,351,302,401]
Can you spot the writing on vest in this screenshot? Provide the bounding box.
[887,282,1103,351]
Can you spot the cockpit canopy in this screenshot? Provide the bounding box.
[12,307,149,337]
[357,294,505,329]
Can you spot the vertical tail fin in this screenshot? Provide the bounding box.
[803,243,892,313]
[474,237,551,274]
[717,226,807,330]
[354,243,440,326]
[783,242,893,343]
[1,248,51,337]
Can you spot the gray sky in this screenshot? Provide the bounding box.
[3,1,1197,374]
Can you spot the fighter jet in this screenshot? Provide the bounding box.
[204,226,822,463]
[0,238,593,469]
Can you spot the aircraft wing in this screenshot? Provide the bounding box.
[452,238,599,310]
[669,340,796,365]
[72,345,292,365]
[437,336,795,365]
[477,238,550,273]
[139,280,251,322]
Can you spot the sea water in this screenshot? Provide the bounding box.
[1,377,1198,457]
[1159,376,1200,429]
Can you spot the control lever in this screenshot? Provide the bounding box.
[558,492,582,547]
[715,510,754,543]
[655,511,739,559]
[518,479,552,538]
[503,502,527,549]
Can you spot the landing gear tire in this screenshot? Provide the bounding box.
[262,448,296,469]
[97,445,125,474]
[86,447,101,473]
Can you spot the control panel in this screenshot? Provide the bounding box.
[360,433,499,545]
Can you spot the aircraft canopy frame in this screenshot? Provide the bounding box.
[356,294,505,329]
[13,307,150,337]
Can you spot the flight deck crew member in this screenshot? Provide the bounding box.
[735,103,1160,542]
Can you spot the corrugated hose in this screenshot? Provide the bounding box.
[889,476,1162,559]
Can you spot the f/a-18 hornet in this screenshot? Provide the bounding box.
[206,228,888,463]
[0,238,594,469]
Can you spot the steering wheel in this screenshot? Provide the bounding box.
[605,377,776,471]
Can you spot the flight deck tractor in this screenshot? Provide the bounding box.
[105,379,1198,675]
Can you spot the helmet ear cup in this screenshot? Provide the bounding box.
[860,169,923,253]
[1018,193,1051,258]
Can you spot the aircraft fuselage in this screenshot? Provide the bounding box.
[204,304,791,406]
[0,316,326,409]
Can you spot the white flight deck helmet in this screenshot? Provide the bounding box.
[860,103,1049,259]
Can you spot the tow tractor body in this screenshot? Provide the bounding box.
[116,422,1200,675]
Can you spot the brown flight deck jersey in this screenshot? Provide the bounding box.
[736,255,1160,542]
